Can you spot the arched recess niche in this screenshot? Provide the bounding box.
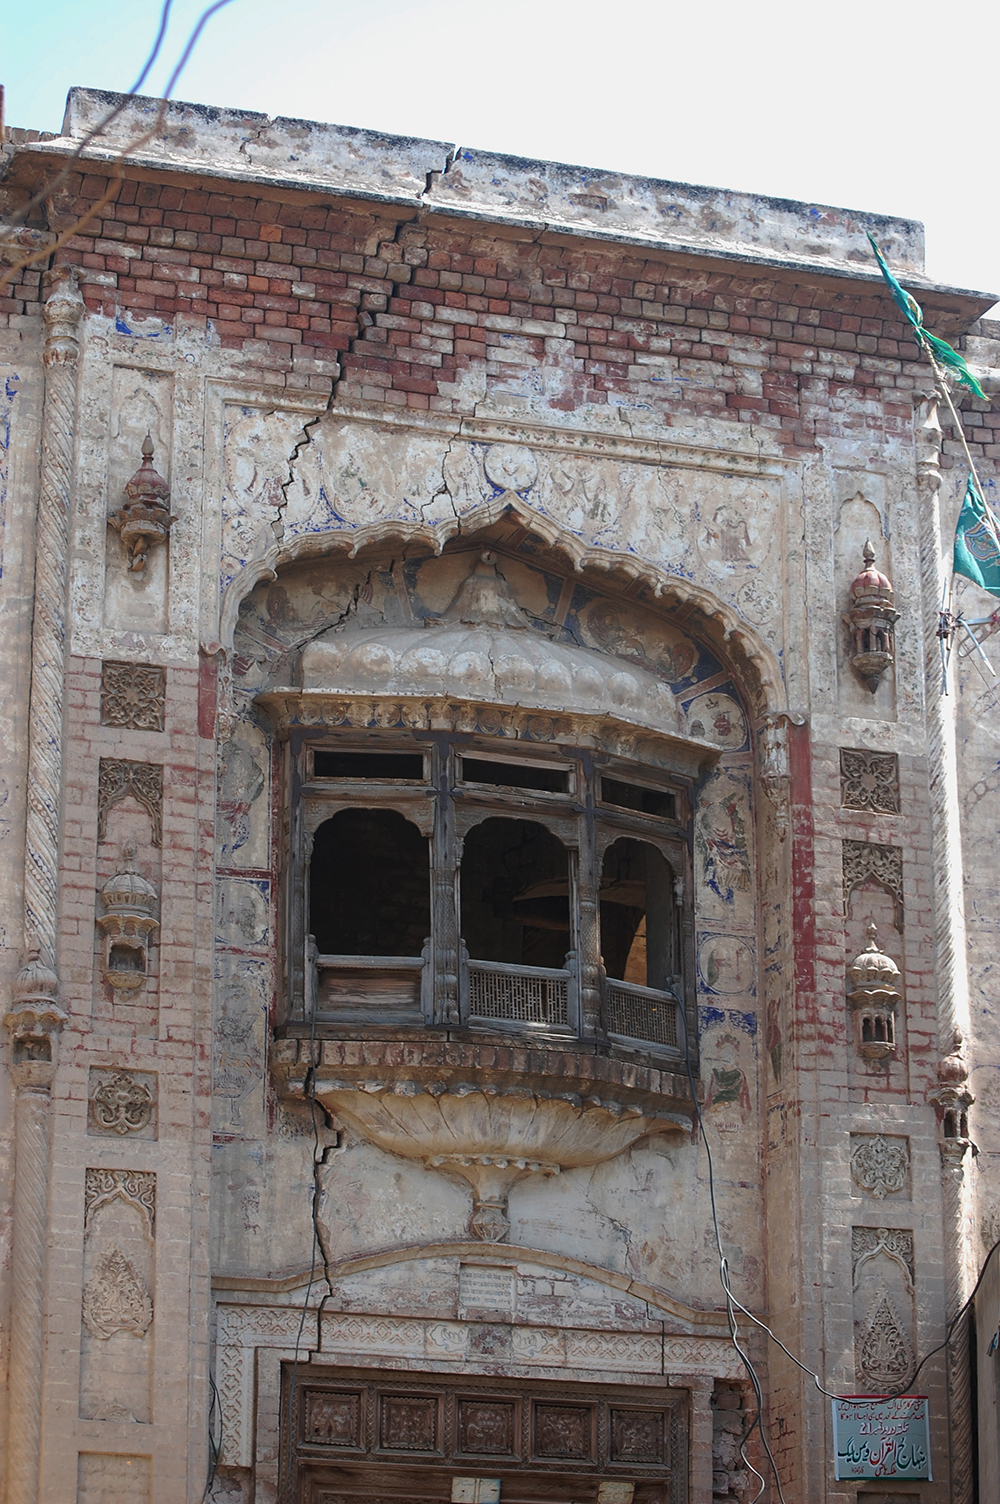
[223,512,787,1085]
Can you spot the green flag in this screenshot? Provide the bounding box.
[867,232,988,403]
[954,474,1000,597]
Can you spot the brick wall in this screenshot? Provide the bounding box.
[2,167,996,472]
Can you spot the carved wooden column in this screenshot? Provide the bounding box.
[915,390,974,1504]
[3,955,66,1504]
[24,264,83,961]
[576,801,602,1036]
[431,746,460,1024]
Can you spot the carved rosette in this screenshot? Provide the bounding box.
[840,748,900,814]
[89,1071,154,1135]
[100,660,166,731]
[850,1134,909,1200]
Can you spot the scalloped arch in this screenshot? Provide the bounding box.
[218,498,787,721]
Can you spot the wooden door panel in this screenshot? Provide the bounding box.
[288,1366,685,1504]
[306,1466,671,1503]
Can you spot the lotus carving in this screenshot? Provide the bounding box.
[315,1081,681,1242]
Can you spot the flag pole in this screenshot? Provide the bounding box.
[923,347,1000,554]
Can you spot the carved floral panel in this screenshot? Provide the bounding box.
[850,1133,910,1200]
[304,1390,363,1447]
[98,759,164,847]
[88,1068,156,1138]
[100,661,166,732]
[843,839,904,928]
[840,748,900,814]
[457,1399,517,1456]
[533,1403,594,1460]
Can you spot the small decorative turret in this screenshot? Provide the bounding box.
[846,540,898,693]
[96,841,159,993]
[930,1027,975,1147]
[109,434,174,575]
[847,921,901,1060]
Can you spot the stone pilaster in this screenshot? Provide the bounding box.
[4,264,81,1503]
[3,954,66,1504]
[915,390,975,1503]
[24,264,83,964]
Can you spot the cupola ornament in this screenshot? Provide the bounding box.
[847,921,901,1060]
[929,1027,975,1148]
[96,841,159,993]
[846,540,898,693]
[109,434,174,575]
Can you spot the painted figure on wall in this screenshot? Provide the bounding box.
[698,790,752,903]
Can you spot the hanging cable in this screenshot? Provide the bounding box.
[682,982,1000,1438]
[200,1370,222,1503]
[677,1004,785,1504]
[278,962,326,1504]
[0,0,239,292]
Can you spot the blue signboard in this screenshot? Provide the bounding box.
[832,1397,931,1480]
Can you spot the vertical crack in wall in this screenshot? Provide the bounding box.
[238,115,276,168]
[421,144,461,202]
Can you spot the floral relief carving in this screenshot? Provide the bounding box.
[88,1070,154,1136]
[84,1168,156,1237]
[852,1226,914,1290]
[82,1246,153,1339]
[97,758,163,847]
[840,748,900,814]
[843,839,904,928]
[857,1291,912,1390]
[850,1134,910,1200]
[100,661,166,732]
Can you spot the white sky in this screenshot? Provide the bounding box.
[7,0,1000,313]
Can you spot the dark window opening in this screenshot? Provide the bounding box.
[600,838,677,990]
[108,944,145,973]
[312,750,425,781]
[461,818,570,970]
[461,758,569,794]
[600,777,676,820]
[310,808,430,957]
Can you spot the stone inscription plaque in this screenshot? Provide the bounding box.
[459,1264,515,1312]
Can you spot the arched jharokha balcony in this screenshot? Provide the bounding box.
[255,537,756,1236]
[257,549,728,1058]
[298,759,687,1054]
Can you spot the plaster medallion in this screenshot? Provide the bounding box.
[89,1069,155,1136]
[484,444,537,493]
[850,1134,909,1200]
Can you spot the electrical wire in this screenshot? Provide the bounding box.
[680,996,1000,1496]
[677,1004,785,1504]
[0,0,239,292]
[278,966,326,1504]
[200,1370,222,1503]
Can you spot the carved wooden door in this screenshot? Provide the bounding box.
[285,1367,685,1504]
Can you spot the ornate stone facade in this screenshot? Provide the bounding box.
[1,85,999,1504]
